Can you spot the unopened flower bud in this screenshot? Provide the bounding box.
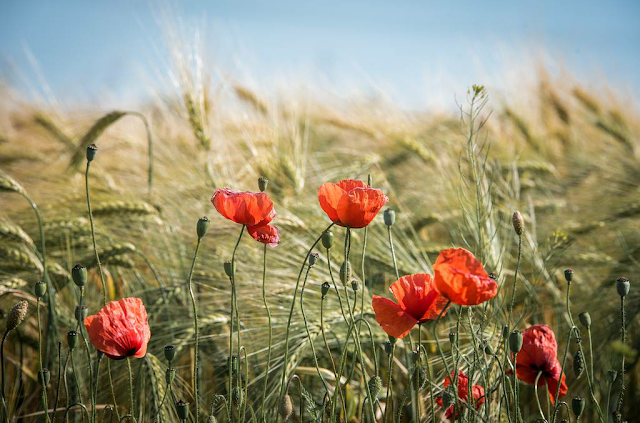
[616,277,630,297]
[607,370,618,383]
[564,269,574,284]
[258,176,269,192]
[165,368,176,385]
[309,252,319,267]
[321,282,330,298]
[39,368,50,386]
[368,375,382,399]
[573,350,584,377]
[164,345,176,363]
[34,281,47,298]
[6,300,28,331]
[512,211,524,235]
[86,144,98,162]
[509,330,523,353]
[67,331,78,350]
[578,312,591,328]
[340,261,351,285]
[279,394,293,420]
[571,396,585,418]
[175,399,189,420]
[224,260,235,278]
[197,216,210,239]
[72,264,87,287]
[75,305,88,322]
[383,209,396,226]
[321,231,334,249]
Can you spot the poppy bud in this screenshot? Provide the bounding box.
[257,176,269,192]
[616,277,630,297]
[232,387,243,405]
[384,341,392,354]
[309,252,319,267]
[67,331,78,350]
[175,399,189,420]
[164,345,176,363]
[6,300,28,332]
[571,396,585,418]
[512,211,524,235]
[86,144,98,162]
[197,216,210,239]
[509,331,523,353]
[321,282,330,298]
[39,368,50,386]
[279,394,293,420]
[607,370,617,383]
[72,264,87,287]
[340,261,351,285]
[564,268,574,284]
[75,305,88,322]
[34,280,47,298]
[165,368,176,385]
[368,375,382,400]
[573,350,584,377]
[322,231,334,249]
[388,335,396,345]
[449,331,456,344]
[224,260,235,278]
[578,312,591,328]
[351,280,358,292]
[383,209,396,226]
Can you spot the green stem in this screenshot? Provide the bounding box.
[187,237,202,423]
[260,245,273,423]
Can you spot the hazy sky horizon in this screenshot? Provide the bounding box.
[1,1,639,110]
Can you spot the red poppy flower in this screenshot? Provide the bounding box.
[248,224,280,247]
[511,324,568,404]
[84,298,151,360]
[318,179,389,228]
[433,248,498,306]
[211,188,276,227]
[372,274,449,338]
[435,371,485,420]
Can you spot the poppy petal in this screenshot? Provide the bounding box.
[318,182,345,224]
[248,224,280,247]
[433,248,498,306]
[372,296,418,338]
[336,187,389,228]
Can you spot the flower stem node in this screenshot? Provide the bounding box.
[339,261,351,285]
[75,306,88,322]
[308,252,319,267]
[175,400,189,420]
[39,368,50,386]
[86,143,98,162]
[571,396,585,418]
[67,331,78,350]
[34,280,47,298]
[321,282,330,298]
[564,268,574,284]
[578,312,591,328]
[197,216,210,239]
[383,209,396,226]
[164,345,176,363]
[321,231,334,249]
[616,277,630,297]
[512,211,524,235]
[509,330,523,353]
[6,300,28,332]
[258,176,269,192]
[72,264,87,287]
[279,394,293,420]
[224,260,236,278]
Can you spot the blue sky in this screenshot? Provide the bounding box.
[1,1,639,109]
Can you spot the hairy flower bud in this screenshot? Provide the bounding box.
[175,399,189,420]
[86,144,98,162]
[308,252,319,267]
[578,312,591,328]
[321,282,330,298]
[197,216,210,239]
[164,345,176,363]
[383,209,396,226]
[616,277,630,297]
[279,394,293,420]
[67,331,78,350]
[571,396,585,418]
[258,176,269,192]
[564,268,574,284]
[34,281,47,298]
[321,231,334,249]
[509,330,523,353]
[72,264,87,287]
[512,211,524,235]
[340,261,351,285]
[6,300,28,331]
[224,260,235,278]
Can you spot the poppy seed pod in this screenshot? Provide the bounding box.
[86,144,98,162]
[175,400,189,420]
[39,368,50,386]
[6,300,28,332]
[34,280,47,298]
[164,345,176,363]
[197,216,210,239]
[573,349,584,377]
[165,368,176,385]
[571,396,585,417]
[368,375,382,399]
[279,394,293,420]
[72,264,87,287]
[67,331,78,350]
[578,312,591,328]
[321,282,330,298]
[509,330,523,353]
[383,209,396,226]
[616,277,630,297]
[75,305,88,322]
[309,252,319,267]
[258,176,268,192]
[224,260,235,278]
[512,211,524,235]
[564,268,574,284]
[340,261,351,285]
[321,231,334,249]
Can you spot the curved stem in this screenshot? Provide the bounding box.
[260,245,273,423]
[187,237,202,423]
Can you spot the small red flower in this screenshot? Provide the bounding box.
[248,224,280,247]
[84,298,151,360]
[318,179,389,228]
[435,371,485,420]
[211,188,275,227]
[512,324,568,404]
[372,274,449,338]
[433,248,498,306]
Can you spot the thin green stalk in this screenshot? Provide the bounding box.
[534,371,547,422]
[260,244,273,423]
[126,358,136,422]
[187,236,203,423]
[37,298,51,423]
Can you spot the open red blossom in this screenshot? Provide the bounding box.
[512,324,568,404]
[435,371,485,420]
[248,224,280,247]
[318,179,389,228]
[372,274,449,338]
[84,298,151,360]
[211,188,275,227]
[433,248,498,306]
